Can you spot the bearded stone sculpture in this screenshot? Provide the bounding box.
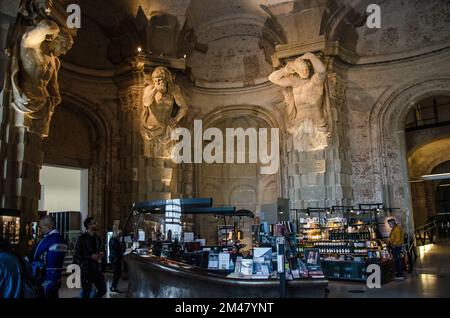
[10,5,73,138]
[141,67,189,158]
[269,52,331,152]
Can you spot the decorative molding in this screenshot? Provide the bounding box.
[195,14,268,34]
[273,38,450,66]
[341,43,450,66]
[143,55,186,72]
[194,77,269,89]
[273,36,327,60]
[189,80,275,95]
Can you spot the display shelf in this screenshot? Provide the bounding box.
[299,226,345,229]
[299,239,375,243]
[296,216,390,282]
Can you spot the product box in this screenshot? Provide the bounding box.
[208,253,219,269]
[240,259,253,276]
[218,252,230,270]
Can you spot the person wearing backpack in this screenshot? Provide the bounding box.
[31,215,68,298]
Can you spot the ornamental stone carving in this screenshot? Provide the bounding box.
[141,66,188,158]
[10,1,74,138]
[269,52,331,152]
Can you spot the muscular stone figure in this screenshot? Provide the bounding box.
[141,66,188,158]
[11,19,73,138]
[269,52,331,151]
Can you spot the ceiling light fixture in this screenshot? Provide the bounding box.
[420,173,450,181]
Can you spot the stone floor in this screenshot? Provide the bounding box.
[59,241,450,298]
[327,241,450,298]
[60,272,128,298]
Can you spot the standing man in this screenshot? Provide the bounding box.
[109,230,124,293]
[388,218,404,280]
[31,215,67,298]
[73,217,107,298]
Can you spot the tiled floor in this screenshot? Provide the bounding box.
[327,241,450,298]
[59,272,128,298]
[59,241,450,298]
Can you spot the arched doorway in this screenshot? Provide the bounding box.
[195,106,284,247]
[404,95,450,226]
[41,96,112,236]
[369,80,450,233]
[407,139,450,226]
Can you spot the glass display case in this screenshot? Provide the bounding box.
[0,215,20,245]
[0,208,21,246]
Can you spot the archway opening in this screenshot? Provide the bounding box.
[405,96,450,227]
[41,102,100,243]
[196,111,281,248]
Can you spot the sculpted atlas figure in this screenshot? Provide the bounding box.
[10,1,73,138]
[269,52,331,152]
[141,67,189,158]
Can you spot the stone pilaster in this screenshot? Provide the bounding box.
[1,60,44,249]
[114,56,188,223]
[0,4,74,251]
[114,56,146,221]
[282,56,353,209]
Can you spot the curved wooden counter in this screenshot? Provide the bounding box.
[124,253,328,298]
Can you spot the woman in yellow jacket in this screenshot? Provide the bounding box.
[388,219,404,279]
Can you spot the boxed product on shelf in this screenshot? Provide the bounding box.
[218,252,231,270]
[207,253,219,269]
[294,206,396,283]
[240,259,253,276]
[253,247,273,275]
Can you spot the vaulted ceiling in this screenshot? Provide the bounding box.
[53,0,450,82]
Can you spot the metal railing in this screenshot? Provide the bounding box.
[415,219,437,246]
[404,215,449,273]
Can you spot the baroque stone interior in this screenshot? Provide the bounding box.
[1,0,450,245]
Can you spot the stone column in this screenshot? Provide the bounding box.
[0,6,18,206]
[0,2,75,251]
[277,56,353,209]
[114,56,187,225]
[288,73,353,209]
[114,57,146,223]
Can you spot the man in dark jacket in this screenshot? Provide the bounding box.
[31,215,67,298]
[73,217,106,298]
[109,230,124,293]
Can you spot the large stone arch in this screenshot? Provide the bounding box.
[192,104,286,245]
[199,104,287,201]
[48,91,116,234]
[369,77,450,232]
